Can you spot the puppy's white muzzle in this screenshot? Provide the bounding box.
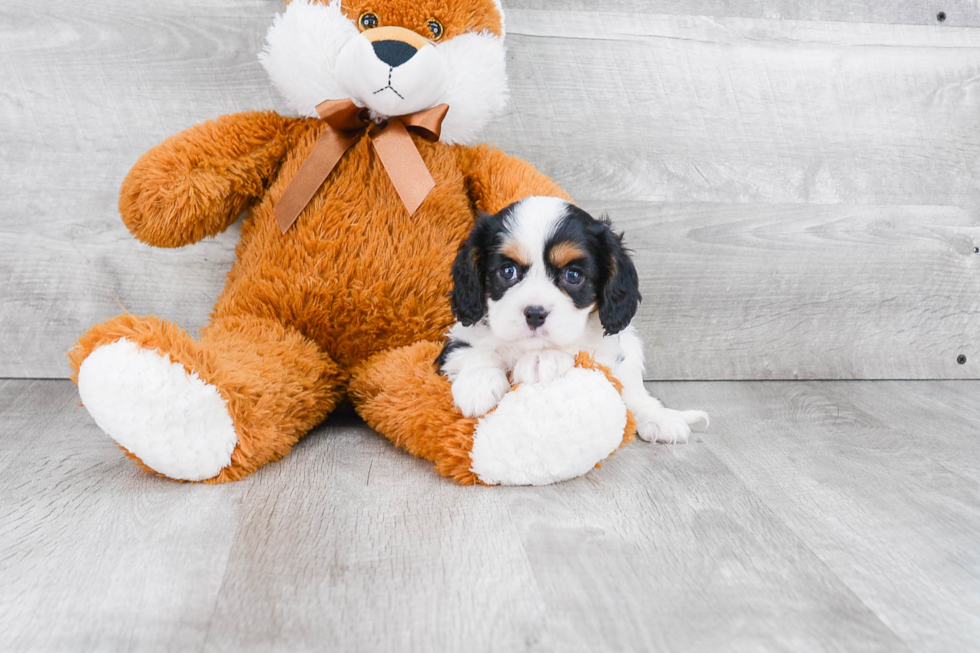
[336,27,449,117]
[488,280,593,349]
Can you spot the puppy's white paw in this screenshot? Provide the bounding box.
[452,367,512,417]
[512,350,575,385]
[636,407,710,444]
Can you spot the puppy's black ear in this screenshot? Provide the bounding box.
[450,217,489,326]
[597,220,641,335]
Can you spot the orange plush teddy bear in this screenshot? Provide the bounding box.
[69,0,639,485]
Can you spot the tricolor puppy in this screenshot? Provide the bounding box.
[438,196,709,444]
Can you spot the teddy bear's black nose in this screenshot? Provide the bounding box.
[372,40,418,68]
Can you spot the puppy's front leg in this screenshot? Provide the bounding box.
[512,350,575,385]
[616,331,709,444]
[440,343,512,418]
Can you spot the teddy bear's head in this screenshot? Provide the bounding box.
[260,0,507,145]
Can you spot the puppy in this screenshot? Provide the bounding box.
[437,196,709,444]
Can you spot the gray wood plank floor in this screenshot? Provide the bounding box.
[2,379,977,653]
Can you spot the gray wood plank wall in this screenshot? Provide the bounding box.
[2,1,979,380]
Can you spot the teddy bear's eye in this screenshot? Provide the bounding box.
[359,12,380,30]
[426,19,444,40]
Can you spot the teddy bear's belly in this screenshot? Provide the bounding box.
[214,144,474,370]
[298,212,467,367]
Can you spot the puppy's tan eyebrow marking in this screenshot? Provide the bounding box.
[548,241,587,268]
[500,239,532,267]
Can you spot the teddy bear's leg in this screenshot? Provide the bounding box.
[348,341,482,485]
[349,342,634,486]
[69,313,345,482]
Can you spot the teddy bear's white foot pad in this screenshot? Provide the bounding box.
[470,368,627,486]
[77,338,238,481]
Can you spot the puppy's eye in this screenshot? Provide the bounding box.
[499,264,519,282]
[563,268,584,286]
[426,18,444,40]
[359,12,380,30]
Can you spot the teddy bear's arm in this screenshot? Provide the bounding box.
[119,111,304,247]
[457,144,572,214]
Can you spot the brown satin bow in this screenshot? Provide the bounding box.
[273,99,449,234]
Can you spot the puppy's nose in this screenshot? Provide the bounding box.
[524,306,549,329]
[372,40,418,67]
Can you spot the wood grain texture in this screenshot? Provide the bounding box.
[3,2,980,379]
[594,201,980,380]
[0,380,245,652]
[653,380,980,653]
[3,379,979,651]
[492,12,980,208]
[200,424,550,653]
[505,1,980,26]
[502,448,912,653]
[0,0,275,379]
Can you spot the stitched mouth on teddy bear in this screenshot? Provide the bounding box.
[372,68,404,100]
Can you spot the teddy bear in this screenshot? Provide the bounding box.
[68,0,670,485]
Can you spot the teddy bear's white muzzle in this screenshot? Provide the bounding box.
[336,35,449,117]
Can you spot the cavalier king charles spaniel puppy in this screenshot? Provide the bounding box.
[437,196,709,444]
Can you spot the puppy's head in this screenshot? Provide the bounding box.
[451,197,641,347]
[260,0,507,145]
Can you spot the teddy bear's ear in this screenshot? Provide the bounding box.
[259,0,360,118]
